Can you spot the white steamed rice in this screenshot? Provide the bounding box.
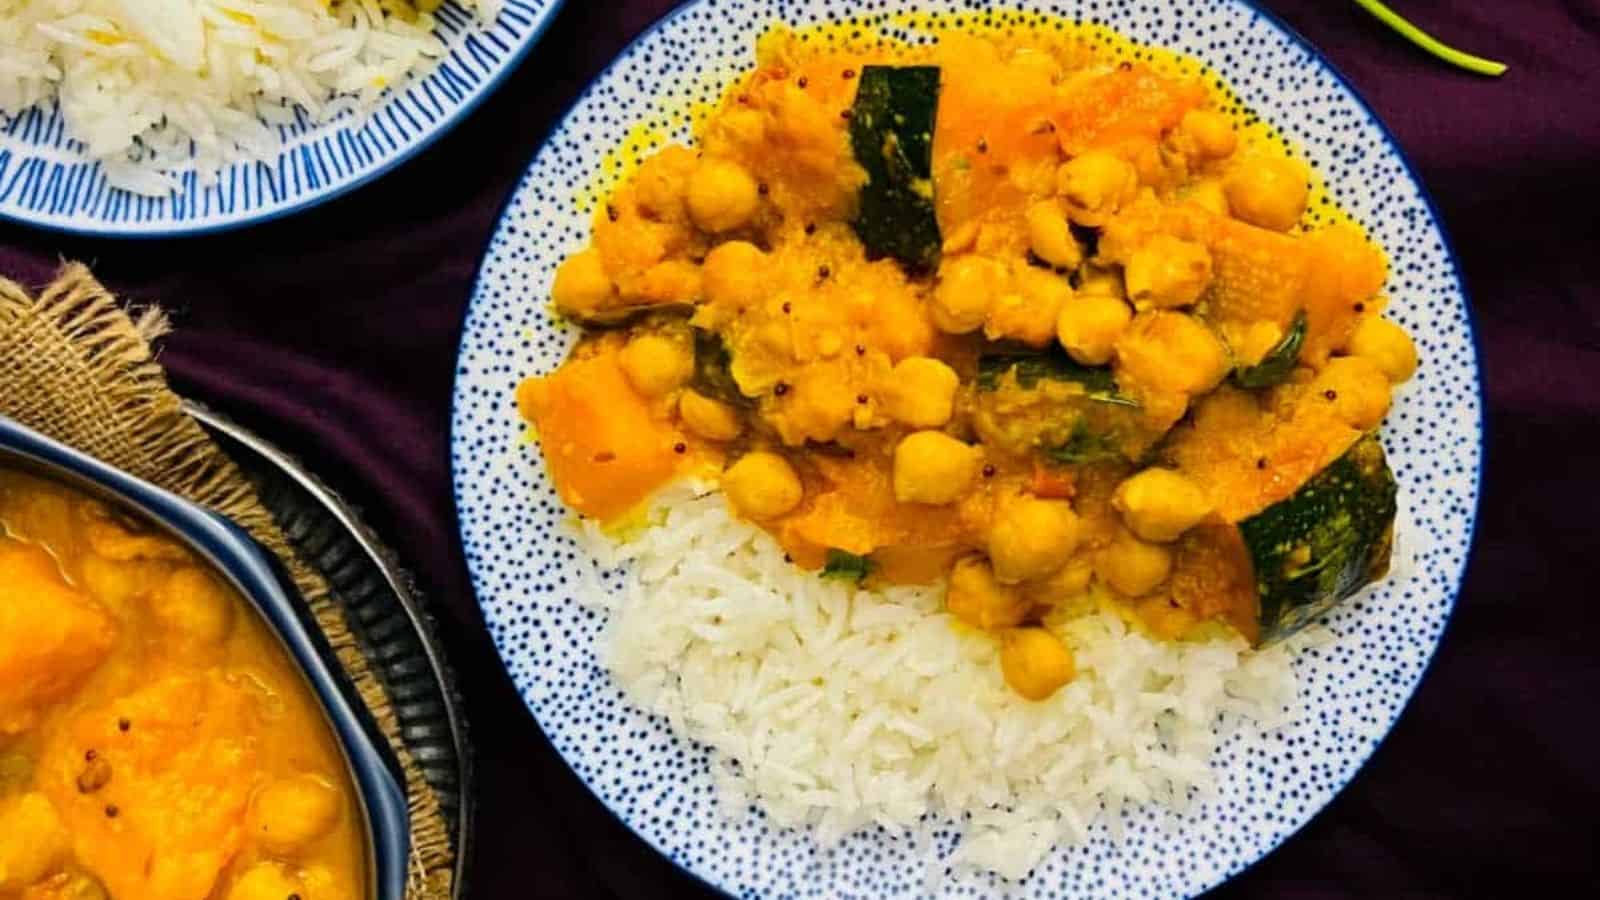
[0,0,498,195]
[573,482,1329,880]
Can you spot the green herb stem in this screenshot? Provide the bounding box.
[1353,0,1507,76]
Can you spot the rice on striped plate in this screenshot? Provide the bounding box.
[0,0,498,195]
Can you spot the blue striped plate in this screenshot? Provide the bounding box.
[0,0,564,238]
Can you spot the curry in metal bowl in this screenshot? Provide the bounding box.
[0,469,368,900]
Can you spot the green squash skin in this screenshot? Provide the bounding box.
[848,66,943,273]
[1239,434,1398,642]
[974,347,1128,401]
[974,347,1146,464]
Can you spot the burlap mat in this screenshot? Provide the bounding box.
[0,263,453,900]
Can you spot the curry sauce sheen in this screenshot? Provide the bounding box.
[518,24,1418,700]
[0,471,366,900]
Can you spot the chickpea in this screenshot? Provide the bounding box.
[150,567,234,647]
[1225,156,1309,232]
[295,867,346,900]
[1022,559,1094,609]
[1123,235,1213,310]
[945,556,1028,631]
[986,267,1069,347]
[0,793,69,891]
[550,249,614,318]
[620,259,702,305]
[942,220,980,255]
[632,146,695,221]
[701,241,767,310]
[999,628,1076,701]
[882,357,960,428]
[892,431,982,506]
[1311,356,1392,430]
[1347,315,1418,383]
[618,334,694,399]
[1181,109,1238,159]
[778,366,857,445]
[988,496,1081,584]
[722,452,804,520]
[22,870,110,900]
[1113,468,1214,543]
[712,106,767,149]
[1056,151,1138,226]
[1185,178,1230,216]
[1095,531,1174,597]
[931,255,1002,334]
[1130,139,1171,189]
[253,774,341,854]
[1114,311,1230,396]
[1076,266,1126,300]
[1056,293,1133,366]
[226,864,304,900]
[686,157,760,233]
[678,391,743,441]
[1025,200,1082,269]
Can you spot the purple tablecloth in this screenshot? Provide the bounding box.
[3,1,1596,896]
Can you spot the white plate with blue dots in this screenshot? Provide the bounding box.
[451,1,1485,896]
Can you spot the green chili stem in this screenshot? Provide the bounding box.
[1352,0,1507,76]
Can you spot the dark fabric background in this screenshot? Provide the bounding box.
[3,1,1597,896]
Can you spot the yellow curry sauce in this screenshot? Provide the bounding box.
[517,25,1418,700]
[0,471,366,900]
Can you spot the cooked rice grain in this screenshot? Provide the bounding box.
[573,484,1322,880]
[0,0,496,195]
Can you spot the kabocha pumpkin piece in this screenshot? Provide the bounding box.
[0,542,116,737]
[848,66,944,273]
[517,345,688,522]
[1168,521,1261,643]
[1238,434,1398,642]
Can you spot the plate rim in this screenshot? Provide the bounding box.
[0,0,569,240]
[448,1,1488,895]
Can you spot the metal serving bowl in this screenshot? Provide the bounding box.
[0,414,409,900]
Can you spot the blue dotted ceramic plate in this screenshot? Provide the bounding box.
[0,1,563,237]
[451,2,1484,896]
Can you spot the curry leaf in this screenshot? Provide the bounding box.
[821,549,876,584]
[976,348,1137,407]
[1042,420,1123,464]
[1233,311,1306,390]
[690,329,754,408]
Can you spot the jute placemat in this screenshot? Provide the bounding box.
[0,263,453,900]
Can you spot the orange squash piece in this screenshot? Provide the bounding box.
[1050,66,1205,156]
[1300,224,1389,366]
[518,350,686,522]
[0,541,116,736]
[1103,205,1387,366]
[1167,384,1365,522]
[1168,521,1260,643]
[39,672,262,900]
